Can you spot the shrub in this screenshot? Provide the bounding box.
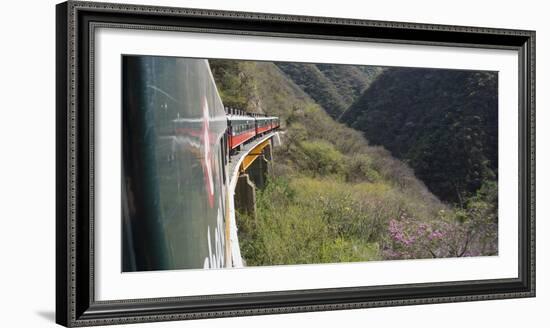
[345,154,381,183]
[298,140,345,177]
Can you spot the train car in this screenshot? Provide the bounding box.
[122,56,229,272]
[227,111,256,151]
[268,116,280,131]
[255,116,272,135]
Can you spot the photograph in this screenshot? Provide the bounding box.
[122,55,499,272]
[52,1,536,326]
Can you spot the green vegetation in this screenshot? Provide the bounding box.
[211,59,498,265]
[238,177,382,265]
[341,67,498,205]
[209,60,258,111]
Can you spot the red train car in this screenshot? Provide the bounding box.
[255,117,273,135]
[227,111,255,150]
[225,109,280,154]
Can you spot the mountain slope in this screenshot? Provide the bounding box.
[341,67,498,204]
[275,62,382,119]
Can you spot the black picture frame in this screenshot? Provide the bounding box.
[56,1,536,326]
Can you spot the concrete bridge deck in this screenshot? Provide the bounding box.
[225,132,279,268]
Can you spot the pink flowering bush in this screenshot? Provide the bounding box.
[384,213,444,259]
[383,182,498,260]
[383,212,497,259]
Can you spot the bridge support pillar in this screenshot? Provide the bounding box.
[264,143,273,161]
[235,174,256,219]
[248,156,269,190]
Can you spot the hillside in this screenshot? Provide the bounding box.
[341,67,498,205]
[210,59,498,265]
[275,62,382,119]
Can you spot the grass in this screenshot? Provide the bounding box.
[237,176,383,266]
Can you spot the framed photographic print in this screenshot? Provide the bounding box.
[56,0,535,326]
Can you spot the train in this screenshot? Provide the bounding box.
[225,107,280,154]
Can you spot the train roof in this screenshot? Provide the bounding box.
[227,114,255,121]
[224,107,278,118]
[227,114,278,120]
